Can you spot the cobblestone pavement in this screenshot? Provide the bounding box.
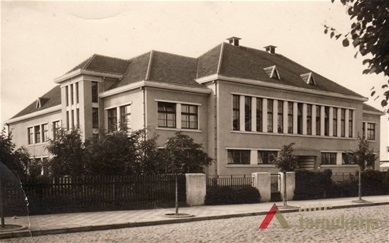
[3,205,389,243]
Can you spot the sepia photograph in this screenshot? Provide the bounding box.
[1,1,388,242]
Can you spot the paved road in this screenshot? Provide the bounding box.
[3,205,389,243]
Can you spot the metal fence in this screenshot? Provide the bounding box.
[15,174,186,215]
[271,174,281,192]
[331,172,356,182]
[207,175,253,187]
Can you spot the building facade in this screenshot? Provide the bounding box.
[6,37,383,176]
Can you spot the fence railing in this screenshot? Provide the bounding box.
[207,175,253,187]
[331,172,356,182]
[13,174,186,215]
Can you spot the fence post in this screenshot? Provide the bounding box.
[279,172,295,201]
[185,173,206,206]
[252,172,270,202]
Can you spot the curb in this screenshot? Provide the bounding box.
[0,202,388,239]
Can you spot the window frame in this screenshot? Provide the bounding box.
[107,108,118,132]
[232,95,240,131]
[321,152,337,165]
[258,150,278,164]
[267,99,273,133]
[181,104,198,130]
[306,104,312,135]
[288,102,293,134]
[277,100,283,133]
[333,107,338,137]
[256,98,263,132]
[158,102,177,128]
[227,150,251,164]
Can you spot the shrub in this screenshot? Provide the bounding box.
[361,170,389,195]
[293,170,332,200]
[205,186,260,205]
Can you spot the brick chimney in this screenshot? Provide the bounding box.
[227,37,241,46]
[264,45,277,54]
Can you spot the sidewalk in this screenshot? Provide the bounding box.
[1,195,388,239]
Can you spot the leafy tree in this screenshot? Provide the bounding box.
[325,0,389,112]
[348,136,377,202]
[0,129,29,177]
[163,132,212,215]
[163,132,212,174]
[131,130,164,175]
[46,129,85,176]
[83,130,137,175]
[274,143,298,207]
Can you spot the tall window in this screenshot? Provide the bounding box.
[76,82,79,104]
[65,86,69,106]
[288,102,293,134]
[181,104,198,129]
[227,150,250,164]
[267,99,273,133]
[348,110,353,138]
[297,103,303,134]
[92,108,99,129]
[107,108,117,132]
[245,97,252,131]
[333,108,338,137]
[341,109,346,137]
[52,121,61,140]
[277,100,283,133]
[256,98,263,132]
[367,123,376,140]
[76,109,80,128]
[70,84,74,105]
[71,110,74,129]
[232,95,240,130]
[307,104,312,135]
[34,125,41,143]
[92,82,98,103]
[316,105,321,135]
[42,124,48,142]
[120,105,132,131]
[66,111,69,130]
[362,122,366,139]
[324,107,330,136]
[258,151,278,164]
[321,152,336,165]
[28,127,33,144]
[158,102,176,128]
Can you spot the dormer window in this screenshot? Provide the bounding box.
[301,72,316,85]
[263,65,280,79]
[36,98,42,109]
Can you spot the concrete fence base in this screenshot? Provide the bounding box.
[252,172,271,202]
[279,172,295,201]
[185,173,206,206]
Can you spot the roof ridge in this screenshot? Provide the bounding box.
[152,50,196,60]
[145,50,154,81]
[216,42,225,74]
[82,54,97,70]
[92,53,130,62]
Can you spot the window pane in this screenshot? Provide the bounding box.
[277,100,283,133]
[92,82,98,103]
[333,108,338,137]
[92,108,99,129]
[307,104,312,135]
[228,150,250,164]
[316,105,321,135]
[232,95,240,130]
[158,102,176,128]
[108,108,117,132]
[288,102,293,134]
[181,104,198,129]
[34,125,41,143]
[297,103,303,134]
[256,98,262,132]
[42,124,48,142]
[245,97,251,131]
[267,99,273,133]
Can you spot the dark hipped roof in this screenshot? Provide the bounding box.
[208,43,364,98]
[66,54,129,75]
[109,51,204,90]
[11,85,61,119]
[13,40,368,119]
[363,103,383,114]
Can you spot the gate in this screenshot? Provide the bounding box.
[270,173,281,202]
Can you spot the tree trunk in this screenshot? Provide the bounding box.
[283,171,287,206]
[175,174,179,215]
[358,165,362,201]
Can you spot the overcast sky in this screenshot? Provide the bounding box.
[1,1,387,127]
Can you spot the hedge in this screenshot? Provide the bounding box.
[205,185,260,205]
